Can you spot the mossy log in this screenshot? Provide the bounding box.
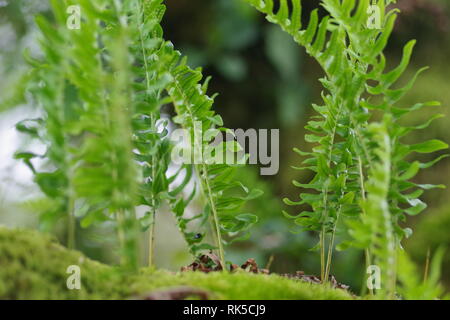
[0,227,352,300]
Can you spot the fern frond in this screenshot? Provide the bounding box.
[164,50,261,267]
[127,0,174,267]
[15,1,75,246]
[60,0,140,269]
[348,117,396,298]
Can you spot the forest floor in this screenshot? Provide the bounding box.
[0,227,352,300]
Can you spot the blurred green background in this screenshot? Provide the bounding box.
[0,0,449,293]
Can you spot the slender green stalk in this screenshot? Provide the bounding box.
[319,100,345,282]
[116,210,126,260]
[423,247,431,284]
[357,156,374,295]
[201,163,226,268]
[169,77,227,269]
[319,231,325,281]
[324,209,341,282]
[148,212,156,267]
[67,198,75,250]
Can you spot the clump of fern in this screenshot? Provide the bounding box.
[245,0,447,297]
[14,0,260,270]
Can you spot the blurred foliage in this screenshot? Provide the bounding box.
[397,246,447,300]
[164,0,312,131]
[407,205,450,286]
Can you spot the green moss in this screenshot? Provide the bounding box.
[129,270,352,300]
[0,226,123,299]
[0,227,352,300]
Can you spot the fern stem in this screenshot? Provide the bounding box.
[357,155,374,295]
[170,74,227,269]
[423,247,431,284]
[116,210,127,263]
[320,230,325,282]
[66,160,75,251]
[67,198,75,250]
[364,249,374,295]
[324,208,341,282]
[148,211,156,267]
[55,69,76,250]
[192,162,224,264]
[358,156,366,202]
[319,94,345,283]
[208,209,221,255]
[200,163,226,269]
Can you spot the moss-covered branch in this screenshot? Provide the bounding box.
[0,227,351,300]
